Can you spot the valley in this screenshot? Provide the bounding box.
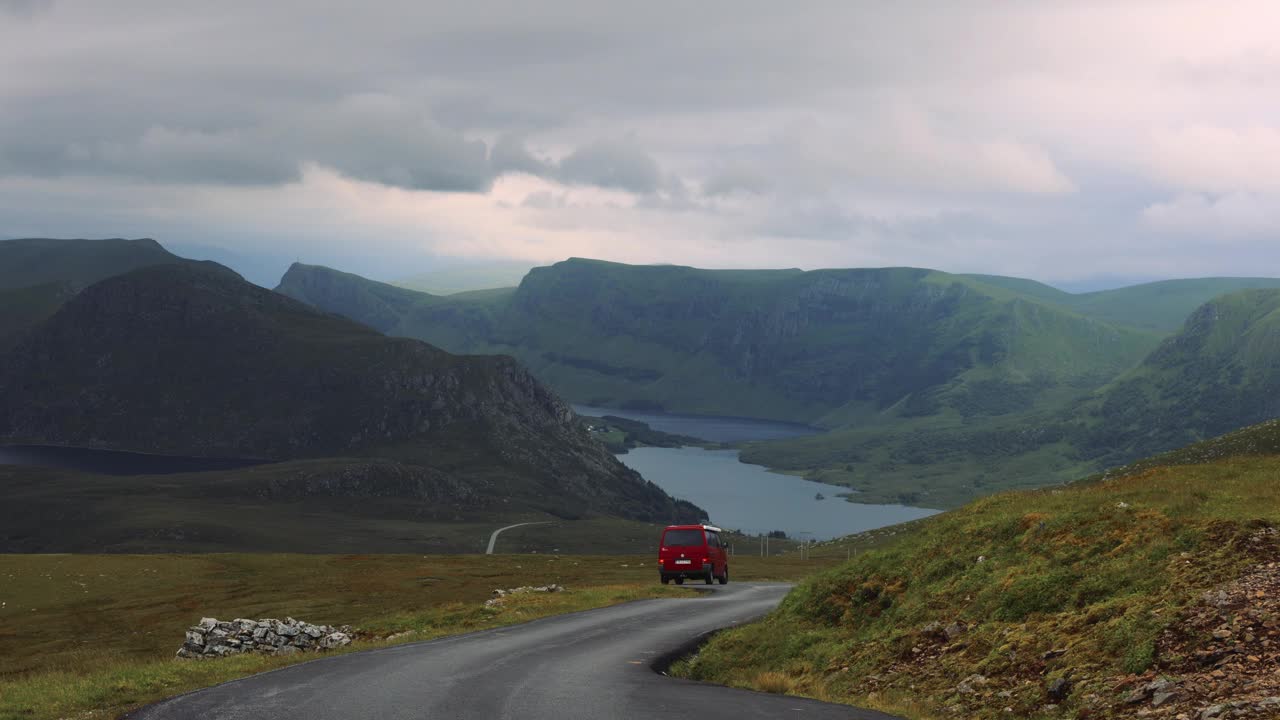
[5,238,1280,720]
[278,257,1280,508]
[9,8,1280,720]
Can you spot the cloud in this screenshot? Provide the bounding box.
[1147,125,1280,195]
[0,0,52,19]
[5,1,1280,284]
[1142,192,1280,237]
[702,165,774,196]
[774,110,1076,196]
[555,139,663,193]
[491,133,553,176]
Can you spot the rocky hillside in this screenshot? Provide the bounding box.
[0,261,703,525]
[278,259,1159,426]
[677,419,1280,719]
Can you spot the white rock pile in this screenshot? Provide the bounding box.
[176,616,353,659]
[484,583,564,607]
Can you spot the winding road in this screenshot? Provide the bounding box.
[127,583,900,720]
[485,521,554,554]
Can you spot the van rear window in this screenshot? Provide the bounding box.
[663,529,704,547]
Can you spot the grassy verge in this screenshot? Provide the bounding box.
[0,551,832,720]
[674,447,1280,719]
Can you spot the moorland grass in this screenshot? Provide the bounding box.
[675,453,1280,719]
[0,551,836,720]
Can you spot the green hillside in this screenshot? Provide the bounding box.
[278,259,1159,426]
[677,420,1280,719]
[749,288,1280,507]
[964,274,1280,333]
[0,261,703,528]
[277,259,1280,510]
[1072,288,1280,467]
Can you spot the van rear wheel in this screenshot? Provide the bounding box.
[675,577,684,585]
[661,576,670,585]
[718,567,729,585]
[705,570,714,585]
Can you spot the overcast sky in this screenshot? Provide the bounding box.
[4,1,1280,286]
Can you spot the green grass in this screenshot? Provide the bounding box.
[675,425,1280,719]
[0,551,836,720]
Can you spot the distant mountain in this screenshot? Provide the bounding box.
[966,274,1280,333]
[391,261,535,295]
[0,237,182,344]
[279,259,1160,426]
[275,258,1280,508]
[1074,288,1280,466]
[0,261,702,525]
[746,287,1280,507]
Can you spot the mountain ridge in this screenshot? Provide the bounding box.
[0,260,703,525]
[278,259,1160,427]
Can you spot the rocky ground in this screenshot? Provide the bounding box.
[841,527,1280,720]
[1106,530,1280,719]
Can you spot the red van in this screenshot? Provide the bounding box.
[658,524,729,585]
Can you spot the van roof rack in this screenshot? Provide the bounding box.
[702,524,723,533]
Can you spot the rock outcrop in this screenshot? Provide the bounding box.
[484,583,564,607]
[176,616,353,659]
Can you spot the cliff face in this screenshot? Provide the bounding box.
[0,262,704,524]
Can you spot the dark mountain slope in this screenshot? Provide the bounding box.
[0,237,178,290]
[0,237,183,344]
[0,262,701,524]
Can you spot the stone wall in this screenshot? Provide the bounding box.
[176,616,352,659]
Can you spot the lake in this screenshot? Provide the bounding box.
[571,404,818,443]
[574,405,937,539]
[0,445,268,475]
[619,446,934,540]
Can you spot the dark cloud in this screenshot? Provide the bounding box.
[0,0,53,18]
[702,166,774,196]
[3,2,1280,282]
[490,133,553,176]
[556,139,662,193]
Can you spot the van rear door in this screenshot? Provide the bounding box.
[660,527,706,571]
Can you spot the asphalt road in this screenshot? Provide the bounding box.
[128,582,901,720]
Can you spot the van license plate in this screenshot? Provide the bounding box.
[675,559,691,565]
